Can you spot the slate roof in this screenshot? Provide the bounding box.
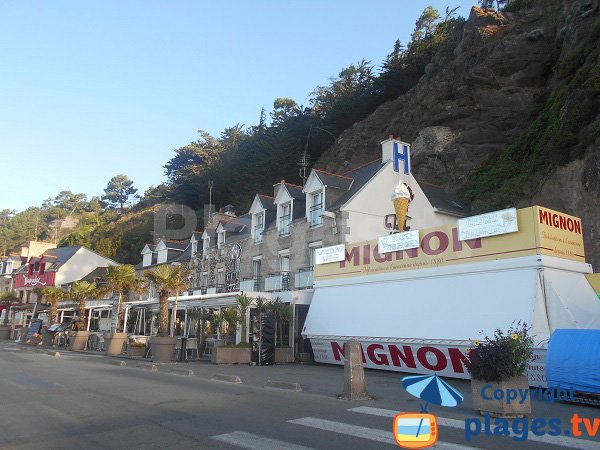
[16,246,81,273]
[329,160,386,211]
[258,194,277,211]
[161,240,189,251]
[420,182,470,217]
[80,266,110,283]
[313,169,354,191]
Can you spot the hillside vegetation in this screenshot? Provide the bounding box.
[2,1,598,268]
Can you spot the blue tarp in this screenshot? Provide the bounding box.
[547,329,600,393]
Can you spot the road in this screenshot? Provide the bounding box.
[1,342,598,450]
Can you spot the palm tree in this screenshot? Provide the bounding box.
[39,286,66,324]
[69,281,96,331]
[144,265,188,337]
[103,265,142,333]
[271,297,293,347]
[1,291,18,327]
[236,294,252,344]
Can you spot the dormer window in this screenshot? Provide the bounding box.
[191,240,198,255]
[254,212,264,243]
[280,203,291,236]
[309,191,323,227]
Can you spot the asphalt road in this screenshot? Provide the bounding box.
[1,342,598,450]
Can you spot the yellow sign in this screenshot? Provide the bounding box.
[315,206,585,281]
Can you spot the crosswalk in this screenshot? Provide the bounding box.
[211,406,600,450]
[212,407,480,449]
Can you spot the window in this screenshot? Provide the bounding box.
[280,203,291,235]
[192,240,198,255]
[202,272,208,287]
[254,212,264,243]
[309,244,322,269]
[218,231,225,256]
[310,191,323,226]
[203,237,210,257]
[217,268,225,286]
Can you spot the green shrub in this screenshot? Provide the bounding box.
[466,322,534,383]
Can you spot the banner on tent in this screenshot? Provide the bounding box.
[309,338,547,387]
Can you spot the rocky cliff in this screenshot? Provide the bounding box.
[317,0,600,269]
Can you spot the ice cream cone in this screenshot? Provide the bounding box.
[394,197,410,231]
[391,180,411,231]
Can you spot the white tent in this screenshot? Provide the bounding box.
[303,254,600,383]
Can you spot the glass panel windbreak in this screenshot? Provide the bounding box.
[310,191,323,226]
[254,213,264,242]
[280,203,291,235]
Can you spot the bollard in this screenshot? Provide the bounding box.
[341,339,371,400]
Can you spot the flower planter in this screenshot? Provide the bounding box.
[127,346,147,357]
[104,332,128,356]
[69,331,90,351]
[275,347,294,364]
[0,325,11,340]
[41,330,54,347]
[471,376,532,418]
[150,336,177,363]
[211,347,251,364]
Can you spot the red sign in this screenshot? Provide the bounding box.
[15,272,55,288]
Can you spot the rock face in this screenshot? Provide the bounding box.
[317,1,600,269]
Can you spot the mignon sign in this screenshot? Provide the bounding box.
[310,339,548,385]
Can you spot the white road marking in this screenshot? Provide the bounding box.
[289,416,480,449]
[349,406,600,450]
[211,430,317,450]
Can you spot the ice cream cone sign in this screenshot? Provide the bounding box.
[392,180,413,232]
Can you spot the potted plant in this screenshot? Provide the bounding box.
[0,291,18,340]
[271,297,293,364]
[127,340,147,357]
[145,264,188,363]
[211,296,253,364]
[466,322,534,417]
[67,280,96,351]
[39,286,66,347]
[102,265,142,356]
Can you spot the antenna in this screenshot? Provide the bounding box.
[208,180,214,226]
[299,126,312,186]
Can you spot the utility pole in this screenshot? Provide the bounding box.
[208,180,214,227]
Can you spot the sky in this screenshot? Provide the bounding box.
[1,0,475,213]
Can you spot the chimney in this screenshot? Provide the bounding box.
[381,135,411,175]
[273,179,285,199]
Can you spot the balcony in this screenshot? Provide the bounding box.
[294,267,314,289]
[240,277,262,292]
[264,272,292,292]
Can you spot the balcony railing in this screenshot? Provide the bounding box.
[239,277,262,292]
[206,287,217,295]
[309,204,323,226]
[264,272,292,292]
[279,214,291,236]
[216,284,225,294]
[294,267,314,289]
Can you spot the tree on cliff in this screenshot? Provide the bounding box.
[102,175,139,213]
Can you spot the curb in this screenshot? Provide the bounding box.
[265,380,303,392]
[211,374,242,384]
